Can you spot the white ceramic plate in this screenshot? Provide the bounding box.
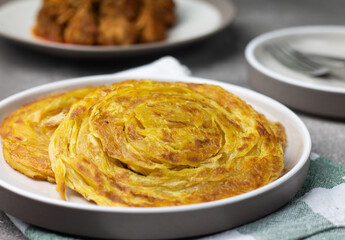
[0,75,311,239]
[0,0,235,58]
[245,26,345,118]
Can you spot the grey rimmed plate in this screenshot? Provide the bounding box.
[0,75,311,239]
[245,26,345,119]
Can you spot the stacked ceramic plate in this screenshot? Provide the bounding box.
[246,26,345,119]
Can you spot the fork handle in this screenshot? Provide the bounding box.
[304,52,345,66]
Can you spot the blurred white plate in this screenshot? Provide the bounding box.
[0,75,310,239]
[246,26,345,118]
[0,0,235,58]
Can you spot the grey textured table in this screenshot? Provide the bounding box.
[0,0,345,239]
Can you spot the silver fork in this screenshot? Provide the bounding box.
[265,42,331,77]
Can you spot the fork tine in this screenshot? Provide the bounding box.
[279,42,323,69]
[265,42,330,77]
[266,44,314,72]
[270,43,319,71]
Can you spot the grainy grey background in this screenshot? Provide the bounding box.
[0,0,345,239]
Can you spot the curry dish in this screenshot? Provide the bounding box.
[34,0,175,45]
[47,80,286,207]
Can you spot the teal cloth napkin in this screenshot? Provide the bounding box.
[6,57,345,240]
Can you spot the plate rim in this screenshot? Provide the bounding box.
[0,74,311,214]
[0,0,236,55]
[245,25,345,94]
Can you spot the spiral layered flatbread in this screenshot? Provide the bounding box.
[49,80,286,207]
[0,87,99,182]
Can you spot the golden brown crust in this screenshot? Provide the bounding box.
[0,87,99,182]
[49,80,286,207]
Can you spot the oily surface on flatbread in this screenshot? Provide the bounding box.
[0,87,99,182]
[49,80,286,207]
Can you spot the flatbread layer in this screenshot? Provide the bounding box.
[0,86,99,182]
